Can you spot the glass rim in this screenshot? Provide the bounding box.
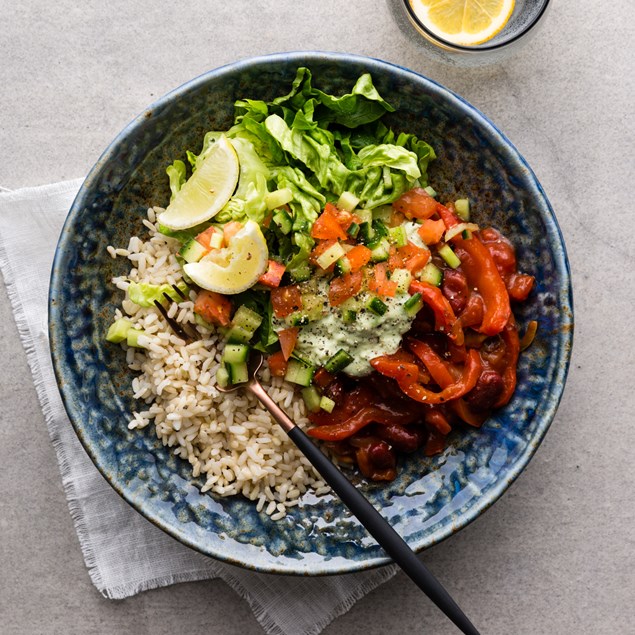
[402,0,551,52]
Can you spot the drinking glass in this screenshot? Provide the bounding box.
[388,0,551,67]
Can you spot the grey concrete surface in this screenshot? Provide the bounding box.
[1,1,633,634]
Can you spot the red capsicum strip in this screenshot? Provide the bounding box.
[407,338,456,386]
[307,406,418,441]
[409,280,464,345]
[454,235,511,336]
[398,349,482,404]
[407,338,484,426]
[494,317,520,407]
[436,202,460,229]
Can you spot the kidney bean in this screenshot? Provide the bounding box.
[442,269,469,314]
[464,369,504,412]
[480,228,517,277]
[322,378,347,407]
[367,440,397,469]
[375,423,426,453]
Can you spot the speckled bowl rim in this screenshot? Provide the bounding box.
[49,51,573,575]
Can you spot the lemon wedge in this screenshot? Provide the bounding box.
[409,0,515,46]
[183,220,268,294]
[158,136,239,230]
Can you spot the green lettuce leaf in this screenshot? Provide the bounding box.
[128,281,188,308]
[166,160,186,200]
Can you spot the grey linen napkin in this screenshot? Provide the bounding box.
[0,179,398,635]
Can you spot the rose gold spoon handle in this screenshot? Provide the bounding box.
[218,352,480,635]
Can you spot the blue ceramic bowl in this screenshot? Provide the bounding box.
[49,52,573,575]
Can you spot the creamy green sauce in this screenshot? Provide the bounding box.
[276,278,415,377]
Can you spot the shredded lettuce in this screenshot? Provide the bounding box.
[162,67,437,278]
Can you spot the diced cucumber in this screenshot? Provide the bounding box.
[299,292,326,322]
[388,225,408,248]
[342,309,357,324]
[232,305,263,333]
[126,328,148,348]
[391,268,412,293]
[210,231,224,249]
[324,349,354,373]
[301,386,322,413]
[419,262,443,286]
[272,209,293,235]
[334,256,352,277]
[372,205,393,224]
[216,365,230,388]
[289,263,312,282]
[358,221,375,244]
[336,191,360,212]
[292,217,309,233]
[355,209,373,224]
[455,198,470,221]
[424,186,437,198]
[290,350,312,366]
[438,244,461,269]
[223,343,250,364]
[346,222,360,239]
[462,229,472,239]
[316,242,346,269]
[106,318,134,343]
[404,292,424,317]
[367,296,388,316]
[370,238,391,263]
[371,219,389,240]
[227,361,249,384]
[265,187,294,210]
[288,313,310,326]
[179,238,208,264]
[284,359,315,387]
[226,325,253,344]
[194,313,214,330]
[319,396,336,413]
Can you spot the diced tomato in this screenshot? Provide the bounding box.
[267,350,288,377]
[223,221,243,244]
[387,245,404,270]
[193,290,232,327]
[393,188,438,220]
[418,219,446,245]
[195,226,221,250]
[270,285,303,318]
[278,327,299,361]
[328,270,363,307]
[369,263,398,297]
[331,207,356,231]
[313,367,335,389]
[400,242,430,274]
[345,245,372,272]
[258,260,286,288]
[262,212,273,228]
[311,204,347,240]
[309,238,337,268]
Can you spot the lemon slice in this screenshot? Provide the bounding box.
[157,136,239,230]
[409,0,515,46]
[183,220,268,294]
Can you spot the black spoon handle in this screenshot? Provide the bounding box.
[248,380,480,635]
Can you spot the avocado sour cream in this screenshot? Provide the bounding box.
[275,278,417,377]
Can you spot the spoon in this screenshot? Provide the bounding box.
[217,351,480,635]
